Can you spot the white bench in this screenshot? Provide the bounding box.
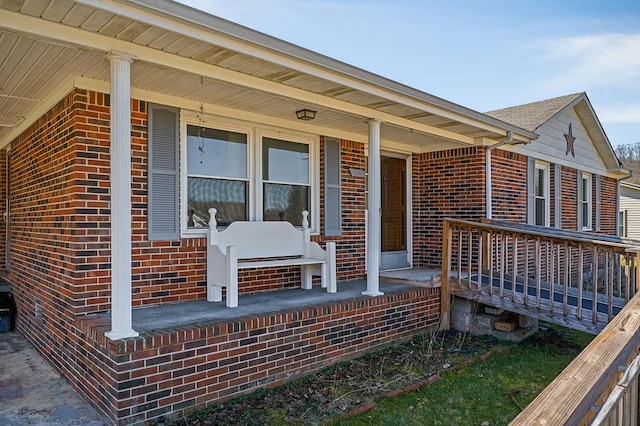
[206,208,337,307]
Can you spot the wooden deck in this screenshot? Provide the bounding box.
[441,218,640,335]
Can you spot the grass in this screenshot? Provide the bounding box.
[173,324,593,425]
[334,325,594,426]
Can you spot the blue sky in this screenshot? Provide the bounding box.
[179,0,640,146]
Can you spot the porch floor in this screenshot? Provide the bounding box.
[124,272,440,332]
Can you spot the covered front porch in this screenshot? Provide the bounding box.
[117,271,440,332]
[78,275,440,424]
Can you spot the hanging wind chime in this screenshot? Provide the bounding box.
[195,76,206,157]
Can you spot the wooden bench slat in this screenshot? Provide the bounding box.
[237,258,326,269]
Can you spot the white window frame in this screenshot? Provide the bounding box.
[619,210,627,237]
[581,172,593,230]
[533,161,550,227]
[180,114,320,236]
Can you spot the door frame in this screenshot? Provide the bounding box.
[380,150,412,270]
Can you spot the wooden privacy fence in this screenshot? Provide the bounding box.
[440,218,640,334]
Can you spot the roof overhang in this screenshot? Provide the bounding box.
[560,94,631,178]
[0,0,537,152]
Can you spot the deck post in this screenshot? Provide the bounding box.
[363,119,383,296]
[440,220,452,329]
[106,52,138,340]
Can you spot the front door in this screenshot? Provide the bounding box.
[380,155,409,270]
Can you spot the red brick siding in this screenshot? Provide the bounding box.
[490,149,527,222]
[412,147,486,268]
[5,90,369,322]
[0,149,6,269]
[319,139,367,281]
[599,176,618,235]
[77,287,440,424]
[561,166,578,230]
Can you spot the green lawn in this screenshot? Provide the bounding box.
[334,325,593,426]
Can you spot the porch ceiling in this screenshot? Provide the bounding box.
[0,0,537,151]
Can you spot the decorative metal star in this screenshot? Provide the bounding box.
[564,123,576,157]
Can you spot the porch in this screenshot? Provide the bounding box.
[79,275,441,424]
[103,274,440,332]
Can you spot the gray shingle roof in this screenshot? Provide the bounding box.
[485,93,584,131]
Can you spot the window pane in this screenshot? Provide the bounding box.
[535,168,545,197]
[583,202,590,228]
[263,183,310,226]
[535,198,546,226]
[187,125,247,178]
[187,177,247,227]
[262,137,309,184]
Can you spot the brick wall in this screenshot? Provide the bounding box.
[599,176,617,235]
[412,147,486,268]
[561,166,578,230]
[77,286,440,424]
[320,139,367,282]
[0,149,5,269]
[490,149,527,222]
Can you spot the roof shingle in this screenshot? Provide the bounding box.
[485,93,584,131]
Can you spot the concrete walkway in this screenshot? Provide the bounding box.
[0,331,106,426]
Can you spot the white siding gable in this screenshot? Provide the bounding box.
[620,184,640,240]
[510,107,609,176]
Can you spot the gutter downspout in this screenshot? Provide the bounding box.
[485,131,514,220]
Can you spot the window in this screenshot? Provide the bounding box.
[262,137,310,226]
[181,117,318,234]
[533,162,550,226]
[186,125,248,227]
[580,173,592,230]
[619,210,628,237]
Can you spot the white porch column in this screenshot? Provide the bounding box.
[106,53,138,340]
[364,119,384,296]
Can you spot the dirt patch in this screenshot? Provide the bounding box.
[170,329,509,426]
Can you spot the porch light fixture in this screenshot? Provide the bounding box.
[296,109,316,121]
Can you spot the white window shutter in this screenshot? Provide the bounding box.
[554,164,562,229]
[595,175,601,231]
[577,170,583,230]
[324,137,341,236]
[148,104,180,241]
[526,157,535,225]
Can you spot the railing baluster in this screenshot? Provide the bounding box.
[608,249,614,321]
[578,244,584,320]
[523,235,529,305]
[536,237,541,308]
[457,227,462,287]
[564,242,569,316]
[592,246,599,325]
[467,226,472,289]
[625,253,631,301]
[477,230,483,291]
[500,232,506,298]
[488,231,494,296]
[512,236,518,303]
[616,253,622,299]
[549,240,555,314]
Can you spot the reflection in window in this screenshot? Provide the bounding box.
[534,164,548,227]
[186,125,248,226]
[262,137,310,225]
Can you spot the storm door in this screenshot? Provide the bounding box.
[380,155,409,270]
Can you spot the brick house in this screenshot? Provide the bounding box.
[0,1,628,424]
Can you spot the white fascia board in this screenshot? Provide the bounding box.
[81,0,536,141]
[0,10,476,146]
[77,76,423,153]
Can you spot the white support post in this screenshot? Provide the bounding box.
[364,119,383,296]
[106,52,138,340]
